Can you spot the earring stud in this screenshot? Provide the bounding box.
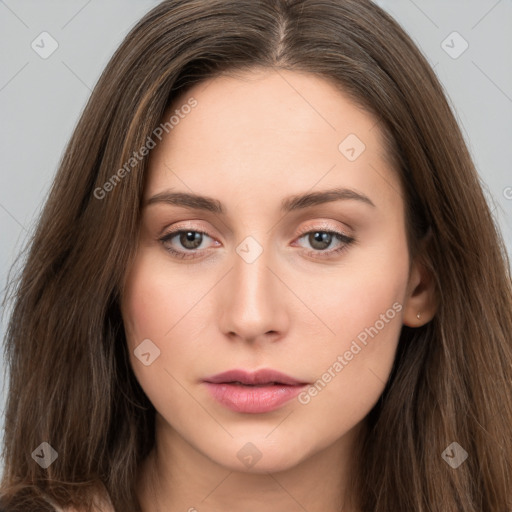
[416,312,421,319]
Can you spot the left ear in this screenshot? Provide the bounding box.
[402,239,438,327]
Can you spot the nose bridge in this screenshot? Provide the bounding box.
[219,233,286,340]
[233,235,275,313]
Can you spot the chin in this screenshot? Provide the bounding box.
[203,435,312,474]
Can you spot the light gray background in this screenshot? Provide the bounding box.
[1,0,511,449]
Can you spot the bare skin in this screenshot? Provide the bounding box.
[119,68,437,512]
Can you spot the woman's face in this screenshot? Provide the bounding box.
[121,68,428,473]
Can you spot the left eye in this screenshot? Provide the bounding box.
[294,229,355,257]
[296,230,349,251]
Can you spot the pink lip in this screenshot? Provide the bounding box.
[203,369,308,414]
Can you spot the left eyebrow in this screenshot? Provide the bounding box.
[143,186,376,213]
[280,187,376,211]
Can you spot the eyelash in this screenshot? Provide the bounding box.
[158,226,355,260]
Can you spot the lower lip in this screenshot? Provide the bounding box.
[203,382,307,413]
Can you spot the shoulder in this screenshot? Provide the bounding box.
[47,490,115,512]
[58,503,115,512]
[61,508,115,512]
[0,486,114,512]
[60,498,115,512]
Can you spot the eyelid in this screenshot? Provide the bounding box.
[158,222,350,244]
[157,220,218,238]
[294,221,352,238]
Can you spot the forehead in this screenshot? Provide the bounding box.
[144,69,401,212]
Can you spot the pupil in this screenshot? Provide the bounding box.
[181,231,202,249]
[310,232,331,250]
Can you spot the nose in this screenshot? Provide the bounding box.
[218,240,290,344]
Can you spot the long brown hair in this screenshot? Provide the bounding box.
[1,1,511,510]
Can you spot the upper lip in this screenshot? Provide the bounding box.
[203,369,307,386]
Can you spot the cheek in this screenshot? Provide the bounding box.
[293,265,404,400]
[120,265,222,459]
[291,236,408,348]
[120,250,181,381]
[120,248,213,406]
[121,248,194,346]
[290,238,408,437]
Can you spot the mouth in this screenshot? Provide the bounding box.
[202,368,309,413]
[221,381,288,386]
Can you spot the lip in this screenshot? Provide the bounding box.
[203,369,309,414]
[203,368,307,386]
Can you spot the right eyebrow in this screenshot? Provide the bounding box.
[144,191,223,213]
